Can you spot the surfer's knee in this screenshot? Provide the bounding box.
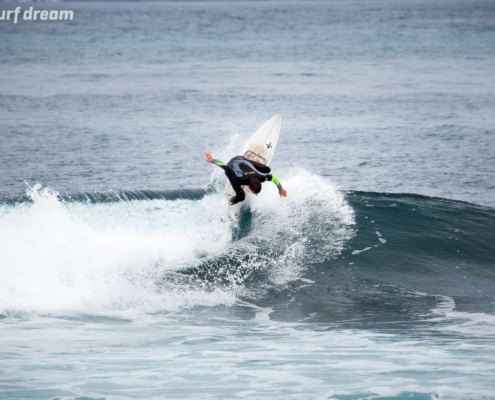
[230,191,245,205]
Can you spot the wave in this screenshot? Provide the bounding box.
[0,187,209,206]
[342,191,495,299]
[0,171,355,317]
[270,191,495,327]
[1,175,494,321]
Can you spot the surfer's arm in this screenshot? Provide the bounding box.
[204,152,232,172]
[267,174,287,197]
[267,174,283,190]
[211,159,232,172]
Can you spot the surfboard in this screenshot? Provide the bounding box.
[225,114,282,214]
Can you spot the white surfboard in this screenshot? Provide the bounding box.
[225,114,282,214]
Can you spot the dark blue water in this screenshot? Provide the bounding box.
[1,1,495,399]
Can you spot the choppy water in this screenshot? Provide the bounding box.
[1,1,495,399]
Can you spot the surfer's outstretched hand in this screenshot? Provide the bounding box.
[204,152,214,162]
[279,189,287,198]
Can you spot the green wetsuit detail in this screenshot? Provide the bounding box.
[270,174,282,190]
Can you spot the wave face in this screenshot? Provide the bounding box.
[2,175,495,323]
[0,171,355,317]
[268,191,495,328]
[344,191,495,301]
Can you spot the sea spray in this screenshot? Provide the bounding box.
[0,171,356,316]
[0,184,234,316]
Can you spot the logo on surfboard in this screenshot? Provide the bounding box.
[266,143,272,149]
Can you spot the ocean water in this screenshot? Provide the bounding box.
[1,1,495,399]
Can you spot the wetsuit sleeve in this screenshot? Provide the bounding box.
[267,174,283,190]
[211,159,231,172]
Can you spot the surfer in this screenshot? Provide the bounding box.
[204,152,287,205]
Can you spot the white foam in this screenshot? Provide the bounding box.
[248,168,355,285]
[429,295,495,337]
[352,247,372,255]
[0,184,234,316]
[0,172,355,316]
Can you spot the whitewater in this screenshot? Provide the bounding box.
[1,0,495,399]
[0,171,354,316]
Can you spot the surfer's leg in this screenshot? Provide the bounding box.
[229,190,245,205]
[224,169,245,205]
[250,159,271,173]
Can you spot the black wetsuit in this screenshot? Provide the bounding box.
[212,156,283,205]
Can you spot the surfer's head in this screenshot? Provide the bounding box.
[249,179,262,195]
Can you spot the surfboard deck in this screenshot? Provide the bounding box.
[225,114,282,215]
